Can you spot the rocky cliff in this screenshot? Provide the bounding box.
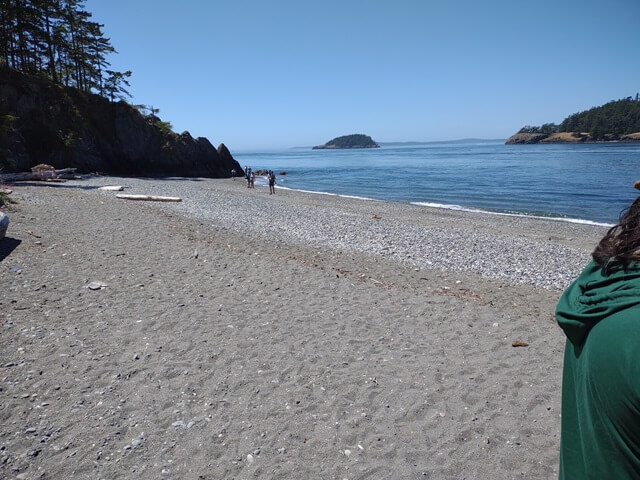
[0,68,242,177]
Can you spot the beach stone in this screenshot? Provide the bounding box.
[0,211,8,240]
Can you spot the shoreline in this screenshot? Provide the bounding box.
[273,184,614,228]
[0,179,605,478]
[68,175,605,290]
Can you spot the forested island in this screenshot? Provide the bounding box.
[506,97,640,144]
[313,134,380,149]
[0,0,241,177]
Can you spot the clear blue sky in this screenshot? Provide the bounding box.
[86,0,640,150]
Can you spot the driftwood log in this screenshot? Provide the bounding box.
[115,194,182,202]
[0,168,77,182]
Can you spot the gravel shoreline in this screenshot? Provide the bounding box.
[67,176,607,290]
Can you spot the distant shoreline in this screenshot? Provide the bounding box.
[506,132,640,145]
[311,144,380,150]
[289,138,505,150]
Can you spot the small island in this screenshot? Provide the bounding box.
[506,96,640,144]
[312,134,380,150]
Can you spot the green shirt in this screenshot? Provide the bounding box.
[556,261,640,479]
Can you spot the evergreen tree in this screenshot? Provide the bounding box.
[103,69,131,101]
[0,0,133,101]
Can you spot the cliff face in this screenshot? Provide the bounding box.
[0,68,242,177]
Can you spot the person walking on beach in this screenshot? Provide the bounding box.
[268,170,276,194]
[555,182,640,479]
[250,171,255,188]
[246,167,252,188]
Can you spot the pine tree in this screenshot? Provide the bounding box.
[0,0,133,101]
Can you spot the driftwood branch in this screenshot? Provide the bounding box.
[0,168,77,182]
[116,194,182,202]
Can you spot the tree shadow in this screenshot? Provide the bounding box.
[6,175,211,190]
[0,237,21,262]
[7,181,103,190]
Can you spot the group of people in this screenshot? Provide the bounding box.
[242,166,277,194]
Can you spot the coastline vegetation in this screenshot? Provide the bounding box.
[0,1,222,175]
[0,0,132,100]
[518,96,640,140]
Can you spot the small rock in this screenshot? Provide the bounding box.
[247,453,254,464]
[87,281,107,290]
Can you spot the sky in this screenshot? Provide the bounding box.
[85,0,640,150]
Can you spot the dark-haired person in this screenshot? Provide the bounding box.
[556,186,640,479]
[268,170,276,194]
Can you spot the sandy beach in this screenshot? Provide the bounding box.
[0,178,607,479]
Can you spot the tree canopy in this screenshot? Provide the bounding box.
[518,96,640,140]
[0,0,131,100]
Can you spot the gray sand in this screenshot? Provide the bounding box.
[0,178,607,479]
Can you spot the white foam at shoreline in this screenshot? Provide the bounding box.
[410,201,614,227]
[276,184,614,227]
[276,185,380,202]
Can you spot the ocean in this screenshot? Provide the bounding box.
[234,141,640,225]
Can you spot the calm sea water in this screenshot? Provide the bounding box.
[235,141,640,225]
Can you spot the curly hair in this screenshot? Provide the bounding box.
[593,196,640,271]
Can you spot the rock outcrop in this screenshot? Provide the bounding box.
[0,68,242,177]
[313,134,380,150]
